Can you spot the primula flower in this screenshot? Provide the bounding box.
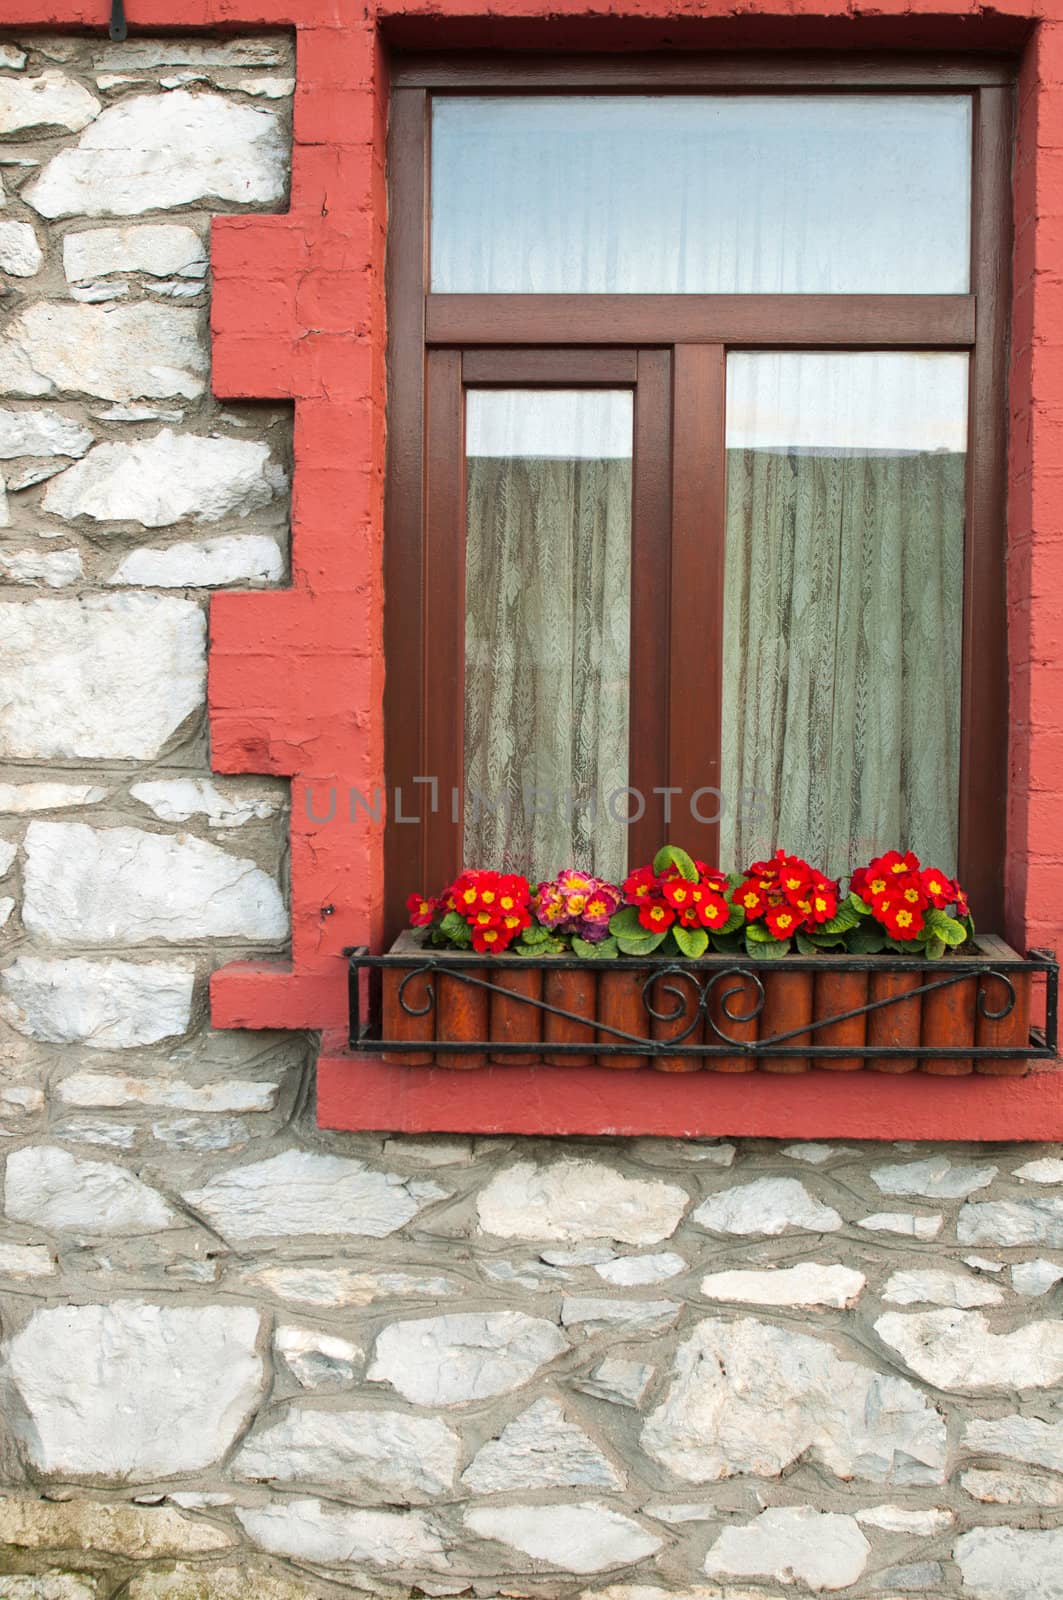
[535,870,623,945]
[731,848,838,941]
[623,865,656,901]
[406,892,437,927]
[639,901,675,931]
[850,850,970,941]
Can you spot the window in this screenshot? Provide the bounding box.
[385,57,1012,940]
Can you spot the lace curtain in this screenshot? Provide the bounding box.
[464,449,631,883]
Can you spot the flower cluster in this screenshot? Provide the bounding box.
[622,858,734,934]
[850,849,969,942]
[407,869,532,953]
[731,849,840,943]
[534,870,622,944]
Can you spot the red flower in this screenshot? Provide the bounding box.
[698,894,731,929]
[920,867,955,909]
[406,892,437,927]
[639,901,675,931]
[623,865,657,903]
[472,923,506,952]
[880,897,925,940]
[733,884,767,919]
[765,904,799,939]
[662,878,695,910]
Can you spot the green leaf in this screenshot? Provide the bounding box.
[804,931,848,950]
[652,844,698,882]
[925,907,967,946]
[795,931,820,956]
[745,921,779,943]
[616,929,667,958]
[518,934,564,955]
[884,935,919,954]
[520,922,551,945]
[673,925,709,958]
[717,906,745,936]
[438,910,472,947]
[746,932,790,960]
[923,934,947,960]
[849,891,872,916]
[848,923,886,955]
[819,899,860,935]
[572,935,619,960]
[709,929,745,954]
[609,906,643,937]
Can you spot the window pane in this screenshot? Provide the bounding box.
[721,352,967,877]
[464,390,632,882]
[432,95,971,294]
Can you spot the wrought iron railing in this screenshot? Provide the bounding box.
[344,944,1059,1066]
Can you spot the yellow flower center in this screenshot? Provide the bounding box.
[896,910,913,928]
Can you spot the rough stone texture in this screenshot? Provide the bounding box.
[0,218,44,276]
[22,821,287,944]
[0,954,195,1047]
[692,1177,843,1235]
[954,1526,1063,1599]
[477,1158,689,1243]
[2,1301,264,1477]
[464,1503,661,1574]
[875,1308,1063,1390]
[43,430,283,525]
[0,302,205,401]
[0,1498,234,1556]
[234,1404,460,1501]
[703,1507,871,1591]
[0,595,204,760]
[0,69,99,133]
[1,29,1063,1600]
[369,1310,568,1404]
[111,533,284,587]
[4,1144,176,1233]
[641,1318,946,1483]
[184,1151,446,1240]
[462,1398,624,1492]
[25,91,287,217]
[63,223,206,281]
[700,1263,865,1307]
[236,1499,448,1570]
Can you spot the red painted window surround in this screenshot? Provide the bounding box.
[7,0,1063,1136]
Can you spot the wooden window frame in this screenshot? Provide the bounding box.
[384,55,1013,941]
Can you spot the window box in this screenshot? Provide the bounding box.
[350,932,1056,1076]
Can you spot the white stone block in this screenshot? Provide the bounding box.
[0,403,94,460]
[22,820,287,944]
[465,1503,660,1575]
[854,1504,953,1534]
[954,1525,1063,1600]
[0,953,194,1048]
[369,1310,567,1405]
[235,1404,459,1500]
[462,1398,623,1493]
[111,534,284,587]
[0,70,99,134]
[0,547,82,587]
[1014,1157,1063,1183]
[237,1499,447,1570]
[477,1158,689,1244]
[4,1145,175,1234]
[958,1196,1063,1246]
[641,1316,946,1485]
[594,1251,684,1286]
[704,1507,870,1592]
[858,1212,943,1239]
[129,778,279,826]
[274,1325,359,1389]
[700,1263,865,1308]
[964,1414,1063,1471]
[1011,1259,1063,1296]
[43,431,283,526]
[0,1497,234,1556]
[882,1268,1004,1307]
[693,1177,843,1236]
[2,1301,264,1477]
[0,1240,55,1277]
[56,1072,278,1113]
[26,91,286,217]
[875,1307,1063,1390]
[0,782,107,812]
[64,223,205,282]
[0,303,205,401]
[0,220,42,276]
[184,1149,446,1241]
[871,1154,997,1199]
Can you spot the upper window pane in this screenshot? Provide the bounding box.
[431,94,972,294]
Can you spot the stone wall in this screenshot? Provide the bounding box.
[2,28,1063,1600]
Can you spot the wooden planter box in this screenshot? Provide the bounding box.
[356,931,1054,1076]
